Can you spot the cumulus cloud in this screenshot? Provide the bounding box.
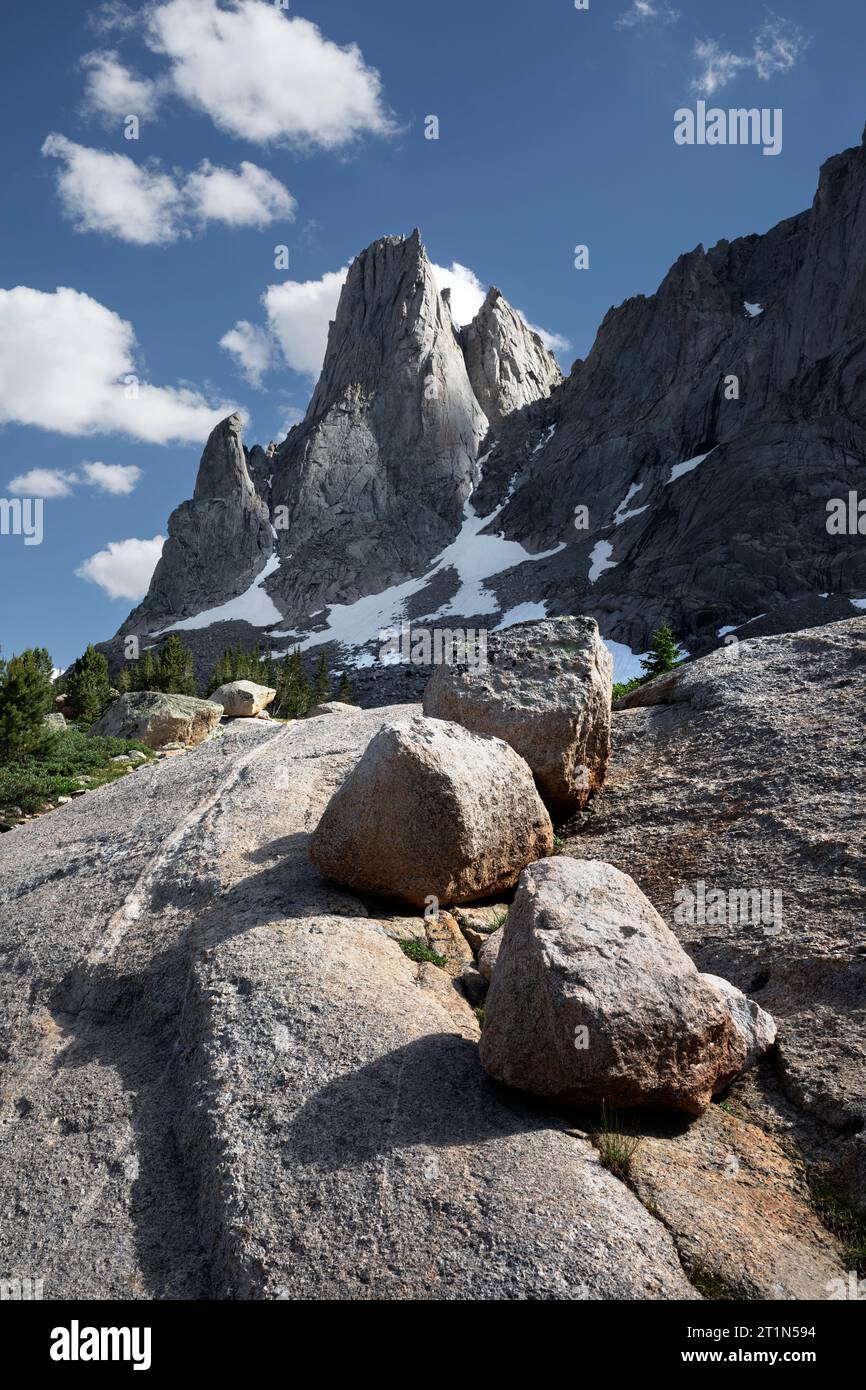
[429,262,486,327]
[0,286,237,443]
[81,461,142,494]
[81,50,164,120]
[82,0,397,149]
[261,268,350,379]
[76,535,165,600]
[219,320,275,389]
[185,160,296,228]
[8,469,79,498]
[42,134,182,245]
[616,1,679,30]
[690,15,808,96]
[42,135,295,245]
[6,462,141,497]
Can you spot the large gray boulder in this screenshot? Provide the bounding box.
[309,715,553,908]
[90,691,223,749]
[210,680,276,717]
[423,617,612,813]
[480,858,754,1115]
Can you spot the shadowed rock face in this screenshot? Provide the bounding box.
[472,126,866,655]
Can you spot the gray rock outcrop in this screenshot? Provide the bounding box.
[0,705,695,1300]
[423,616,612,812]
[480,858,754,1114]
[309,715,554,908]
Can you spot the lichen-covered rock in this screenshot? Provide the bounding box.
[424,616,612,812]
[309,716,554,909]
[480,858,748,1114]
[89,691,223,750]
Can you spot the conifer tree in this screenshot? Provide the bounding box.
[313,652,331,706]
[0,647,55,759]
[156,635,197,696]
[65,644,112,724]
[337,671,354,705]
[139,650,157,690]
[640,623,680,680]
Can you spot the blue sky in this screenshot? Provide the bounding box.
[1,0,864,670]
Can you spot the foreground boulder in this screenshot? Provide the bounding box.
[423,616,612,813]
[210,680,276,717]
[309,716,553,908]
[90,691,223,750]
[480,858,761,1114]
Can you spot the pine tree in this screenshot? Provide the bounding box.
[138,650,157,691]
[65,644,113,725]
[262,647,276,690]
[0,647,56,760]
[116,665,131,694]
[640,623,680,680]
[337,671,354,705]
[313,652,331,705]
[156,635,197,696]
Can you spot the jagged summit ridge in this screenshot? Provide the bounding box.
[112,130,866,673]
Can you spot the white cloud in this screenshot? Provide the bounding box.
[430,262,486,327]
[76,535,165,600]
[524,322,572,356]
[137,0,397,149]
[42,134,296,245]
[6,461,141,498]
[616,1,679,30]
[262,268,350,379]
[81,50,163,120]
[8,469,80,498]
[81,461,142,494]
[752,15,809,79]
[42,134,182,246]
[219,320,274,388]
[690,16,808,96]
[0,286,237,443]
[185,160,296,228]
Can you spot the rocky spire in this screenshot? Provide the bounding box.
[121,412,272,636]
[268,230,490,619]
[460,287,563,428]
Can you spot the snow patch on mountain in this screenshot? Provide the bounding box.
[666,450,715,485]
[588,540,617,584]
[159,553,282,633]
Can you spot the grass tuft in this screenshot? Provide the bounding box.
[397,939,447,968]
[593,1102,642,1181]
